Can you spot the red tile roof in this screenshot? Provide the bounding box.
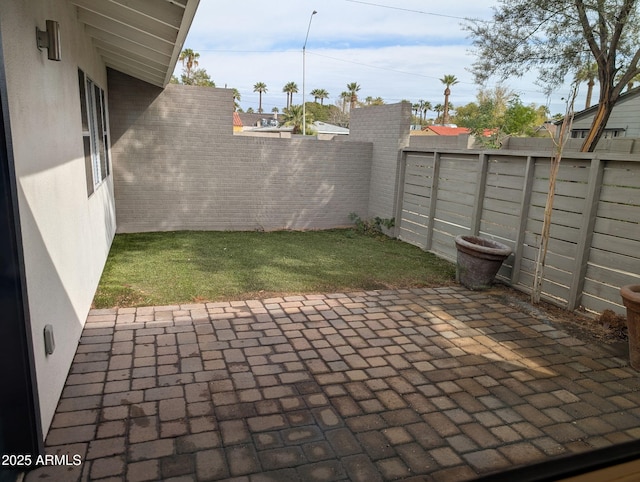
[424,125,470,136]
[233,112,243,127]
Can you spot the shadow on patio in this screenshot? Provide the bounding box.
[25,286,640,481]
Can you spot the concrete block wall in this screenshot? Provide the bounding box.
[349,102,411,220]
[108,71,373,232]
[409,134,471,150]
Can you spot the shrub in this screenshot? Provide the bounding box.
[349,212,395,237]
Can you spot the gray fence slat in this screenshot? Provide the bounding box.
[596,201,640,223]
[592,232,640,259]
[399,148,640,316]
[589,248,640,275]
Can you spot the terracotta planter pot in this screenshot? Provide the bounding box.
[621,285,640,370]
[454,235,512,290]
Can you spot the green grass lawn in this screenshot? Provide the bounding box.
[92,229,456,308]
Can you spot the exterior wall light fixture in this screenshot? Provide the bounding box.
[36,20,61,61]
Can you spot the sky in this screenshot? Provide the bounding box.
[176,0,587,118]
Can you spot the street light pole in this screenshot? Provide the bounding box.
[302,10,317,136]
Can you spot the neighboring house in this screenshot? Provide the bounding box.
[414,125,498,139]
[238,112,280,129]
[0,0,199,457]
[314,121,349,136]
[237,120,349,138]
[233,111,243,133]
[418,125,471,136]
[569,85,640,139]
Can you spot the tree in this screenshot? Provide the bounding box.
[346,82,361,111]
[532,84,579,304]
[253,82,267,113]
[316,89,329,105]
[184,69,214,87]
[283,105,313,134]
[339,91,350,113]
[175,49,214,87]
[328,102,350,127]
[283,82,298,109]
[179,49,199,78]
[419,100,432,124]
[455,86,515,129]
[454,88,545,147]
[466,0,640,152]
[412,103,420,120]
[477,85,513,119]
[621,71,640,91]
[365,96,384,106]
[304,102,339,123]
[502,96,540,136]
[454,101,493,131]
[575,63,598,109]
[433,103,444,124]
[310,88,329,104]
[440,75,458,125]
[232,88,241,111]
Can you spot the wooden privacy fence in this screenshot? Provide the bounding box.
[395,148,640,316]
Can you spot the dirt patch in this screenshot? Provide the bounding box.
[486,283,629,355]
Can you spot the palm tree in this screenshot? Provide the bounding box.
[310,88,322,103]
[413,102,424,124]
[283,82,298,109]
[575,63,598,109]
[416,100,425,123]
[232,88,241,111]
[421,100,432,124]
[283,104,312,134]
[347,82,361,111]
[316,89,329,105]
[179,49,199,79]
[433,103,444,124]
[412,103,420,120]
[340,91,350,113]
[253,82,267,113]
[440,74,458,125]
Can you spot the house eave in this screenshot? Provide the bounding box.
[70,0,200,88]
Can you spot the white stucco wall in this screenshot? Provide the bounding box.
[0,0,116,434]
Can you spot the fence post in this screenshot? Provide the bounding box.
[425,151,441,251]
[470,153,488,236]
[511,155,536,285]
[567,156,604,310]
[393,150,408,239]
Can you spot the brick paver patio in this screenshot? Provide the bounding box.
[25,287,640,481]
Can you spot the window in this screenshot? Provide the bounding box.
[570,129,589,139]
[78,69,110,196]
[571,128,625,139]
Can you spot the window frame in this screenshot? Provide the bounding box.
[78,68,110,196]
